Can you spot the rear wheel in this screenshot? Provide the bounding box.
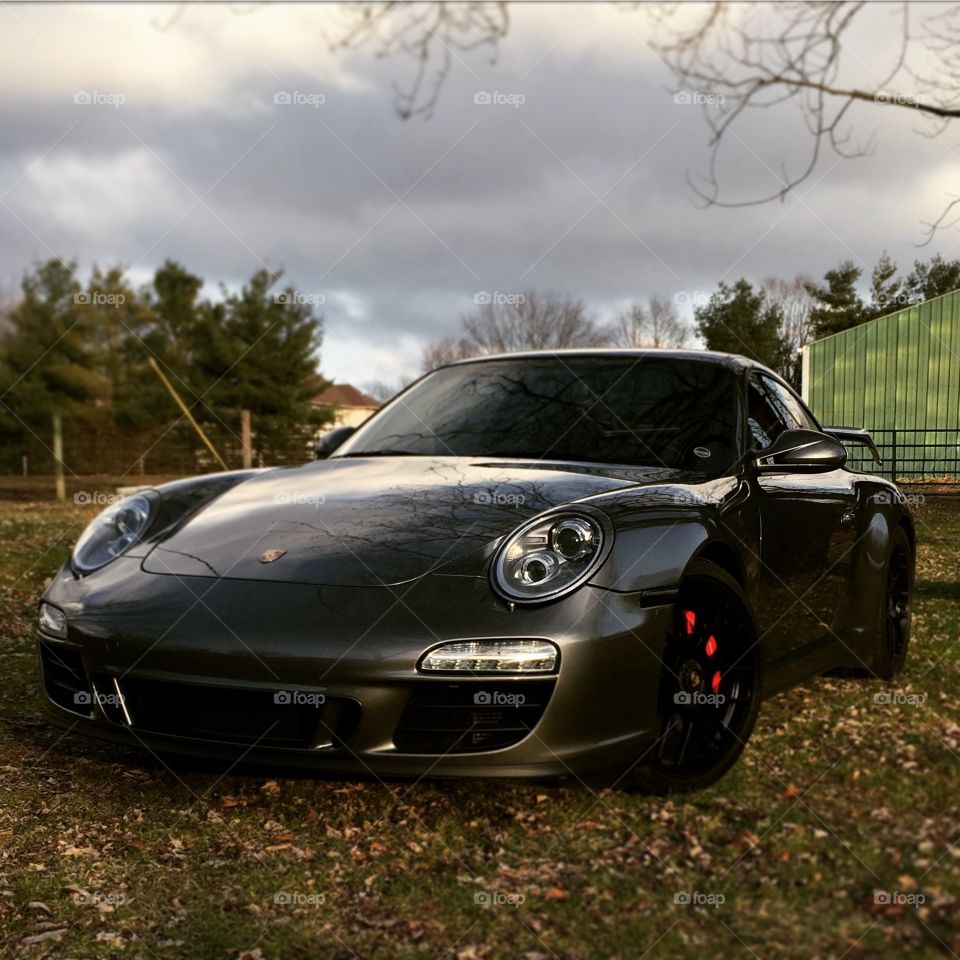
[870,527,914,680]
[630,563,762,794]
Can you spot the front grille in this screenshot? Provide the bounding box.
[394,680,555,754]
[117,677,361,751]
[39,641,93,716]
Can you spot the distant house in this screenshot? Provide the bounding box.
[313,383,380,429]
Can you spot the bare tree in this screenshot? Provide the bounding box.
[761,274,815,387]
[649,2,960,239]
[613,295,689,348]
[363,376,415,403]
[330,2,509,118]
[421,336,471,372]
[187,2,960,238]
[421,290,605,371]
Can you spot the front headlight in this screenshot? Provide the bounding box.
[72,493,155,573]
[491,509,611,603]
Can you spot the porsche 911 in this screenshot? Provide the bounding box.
[37,350,914,791]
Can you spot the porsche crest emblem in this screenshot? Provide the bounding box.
[259,548,286,564]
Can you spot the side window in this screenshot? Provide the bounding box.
[747,377,789,450]
[760,375,818,431]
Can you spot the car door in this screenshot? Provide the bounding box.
[747,373,858,668]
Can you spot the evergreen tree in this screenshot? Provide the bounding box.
[130,261,208,432]
[868,252,903,318]
[0,259,108,429]
[903,254,960,303]
[694,279,789,373]
[194,270,330,462]
[805,261,867,337]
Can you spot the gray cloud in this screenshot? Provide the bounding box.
[0,3,955,387]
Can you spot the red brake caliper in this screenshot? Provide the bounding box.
[706,634,720,693]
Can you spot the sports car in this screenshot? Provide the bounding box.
[37,349,914,791]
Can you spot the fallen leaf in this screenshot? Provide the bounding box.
[62,845,95,857]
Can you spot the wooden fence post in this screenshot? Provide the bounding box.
[52,412,66,502]
[241,410,252,469]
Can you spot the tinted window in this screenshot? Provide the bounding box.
[338,356,739,474]
[759,375,818,431]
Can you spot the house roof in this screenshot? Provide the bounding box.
[313,383,379,408]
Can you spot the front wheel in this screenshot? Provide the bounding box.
[630,563,762,794]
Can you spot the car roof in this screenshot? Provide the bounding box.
[444,347,776,377]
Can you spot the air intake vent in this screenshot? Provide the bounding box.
[117,677,361,751]
[394,680,555,754]
[39,642,93,716]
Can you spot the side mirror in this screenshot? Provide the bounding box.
[314,425,356,460]
[753,428,847,473]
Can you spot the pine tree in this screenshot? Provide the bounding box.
[805,261,867,337]
[903,254,960,303]
[193,270,330,462]
[694,279,789,374]
[0,259,109,427]
[868,253,903,318]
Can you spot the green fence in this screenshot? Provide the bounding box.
[802,289,960,481]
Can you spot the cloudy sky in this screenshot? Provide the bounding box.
[0,2,957,389]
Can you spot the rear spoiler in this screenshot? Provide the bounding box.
[822,426,883,465]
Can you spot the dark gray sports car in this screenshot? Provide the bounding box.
[37,350,914,791]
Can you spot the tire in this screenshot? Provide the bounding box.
[869,526,914,681]
[629,561,762,794]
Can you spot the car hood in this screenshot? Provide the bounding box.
[142,456,690,586]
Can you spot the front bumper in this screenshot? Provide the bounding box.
[38,560,675,778]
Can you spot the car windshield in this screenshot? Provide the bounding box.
[336,355,740,473]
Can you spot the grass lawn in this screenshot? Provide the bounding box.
[1,495,959,959]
